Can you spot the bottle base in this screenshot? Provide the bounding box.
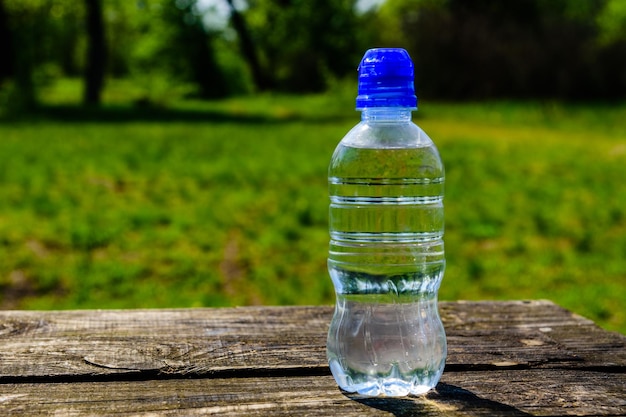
[329,359,440,397]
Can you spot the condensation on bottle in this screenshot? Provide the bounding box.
[326,48,447,397]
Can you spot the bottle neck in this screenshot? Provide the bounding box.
[361,107,413,122]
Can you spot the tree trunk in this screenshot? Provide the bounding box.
[225,0,270,91]
[0,0,13,81]
[174,3,228,99]
[83,0,106,106]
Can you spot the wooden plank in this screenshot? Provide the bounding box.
[0,306,330,380]
[0,301,623,380]
[441,301,626,371]
[0,370,624,416]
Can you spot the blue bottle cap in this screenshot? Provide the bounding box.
[356,48,417,110]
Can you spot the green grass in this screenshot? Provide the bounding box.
[1,79,625,334]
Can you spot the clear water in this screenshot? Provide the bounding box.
[327,293,446,396]
[327,125,446,396]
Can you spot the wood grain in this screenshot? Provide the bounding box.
[0,370,624,416]
[0,301,622,380]
[0,301,624,416]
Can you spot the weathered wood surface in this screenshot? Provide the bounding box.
[1,371,625,416]
[0,300,624,416]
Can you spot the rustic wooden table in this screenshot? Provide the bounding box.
[0,300,623,416]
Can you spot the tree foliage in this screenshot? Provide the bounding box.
[243,0,368,92]
[1,0,82,110]
[378,0,626,100]
[596,0,626,45]
[0,0,624,108]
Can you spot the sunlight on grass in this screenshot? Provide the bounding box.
[1,84,625,333]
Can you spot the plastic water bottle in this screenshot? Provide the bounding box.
[326,48,446,396]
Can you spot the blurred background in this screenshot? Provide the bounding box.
[0,0,625,333]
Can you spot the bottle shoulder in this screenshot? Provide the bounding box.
[329,137,444,180]
[341,120,434,149]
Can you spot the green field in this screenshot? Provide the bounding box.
[1,80,625,333]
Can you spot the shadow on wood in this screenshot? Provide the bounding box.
[349,383,532,416]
